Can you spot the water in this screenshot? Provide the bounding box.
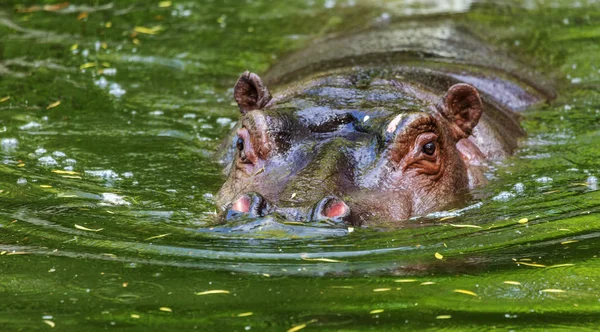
[1,0,600,330]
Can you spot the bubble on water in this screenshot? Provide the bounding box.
[149,110,164,116]
[183,113,196,119]
[19,122,42,130]
[1,138,18,151]
[35,148,47,155]
[101,193,131,206]
[82,49,89,57]
[65,158,77,165]
[492,191,516,202]
[166,189,177,193]
[109,83,126,97]
[216,117,232,126]
[17,178,27,185]
[513,183,525,193]
[563,18,570,25]
[103,68,117,76]
[571,77,582,84]
[203,193,214,201]
[94,76,108,89]
[86,169,120,179]
[427,202,483,218]
[588,176,598,190]
[95,41,101,51]
[535,177,553,183]
[64,166,74,171]
[122,172,134,178]
[324,0,336,8]
[52,151,66,158]
[39,156,58,166]
[564,105,573,111]
[42,315,53,320]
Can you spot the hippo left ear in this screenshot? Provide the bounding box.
[234,71,272,114]
[439,84,483,140]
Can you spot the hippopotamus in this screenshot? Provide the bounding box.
[215,22,554,226]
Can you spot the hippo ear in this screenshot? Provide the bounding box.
[439,84,483,139]
[234,71,272,114]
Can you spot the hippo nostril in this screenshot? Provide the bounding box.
[314,196,351,223]
[232,194,251,213]
[226,192,269,220]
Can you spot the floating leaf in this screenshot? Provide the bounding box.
[134,26,163,35]
[159,307,172,312]
[287,324,307,332]
[44,320,55,328]
[131,314,140,319]
[74,224,103,232]
[548,263,575,268]
[237,312,253,317]
[449,224,482,229]
[52,170,80,175]
[0,96,10,103]
[421,282,436,285]
[145,233,171,241]
[195,290,230,296]
[517,262,546,268]
[77,12,88,20]
[518,218,528,224]
[435,252,443,260]
[503,281,522,285]
[46,101,61,109]
[436,315,452,319]
[373,288,391,292]
[159,1,172,7]
[369,309,384,314]
[301,257,343,263]
[541,289,566,293]
[453,289,478,297]
[40,185,52,188]
[394,279,417,283]
[561,240,578,245]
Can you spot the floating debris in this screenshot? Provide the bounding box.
[159,1,172,7]
[503,281,522,286]
[0,96,9,103]
[561,240,578,245]
[541,289,566,293]
[39,185,52,188]
[518,218,528,224]
[373,288,391,292]
[395,279,417,283]
[195,290,230,296]
[301,256,343,263]
[287,324,307,332]
[130,314,140,319]
[77,12,88,20]
[46,101,61,110]
[517,262,546,268]
[453,289,478,297]
[435,252,444,260]
[369,309,384,314]
[145,233,171,241]
[74,224,103,232]
[237,312,253,317]
[44,320,55,328]
[436,315,452,319]
[134,26,163,35]
[548,264,575,268]
[421,282,436,285]
[159,307,172,312]
[449,224,482,229]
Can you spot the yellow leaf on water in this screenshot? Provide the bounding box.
[40,185,52,188]
[394,279,417,283]
[435,252,443,260]
[74,224,103,232]
[436,315,452,319]
[79,63,96,69]
[77,12,88,20]
[46,101,61,109]
[369,309,384,314]
[287,324,307,332]
[195,290,230,296]
[44,320,55,328]
[52,170,80,175]
[134,26,163,35]
[518,262,546,268]
[449,224,482,229]
[70,44,78,51]
[503,281,522,285]
[159,1,172,7]
[0,96,10,103]
[541,289,566,293]
[105,22,112,28]
[453,289,478,297]
[548,263,575,268]
[131,314,140,319]
[159,307,172,312]
[145,233,171,241]
[561,240,578,245]
[237,312,253,317]
[132,38,141,45]
[518,218,529,224]
[373,288,391,292]
[421,282,436,285]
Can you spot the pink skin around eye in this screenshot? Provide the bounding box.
[232,195,251,213]
[324,200,348,218]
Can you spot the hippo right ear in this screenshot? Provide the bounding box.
[233,71,272,114]
[439,84,483,140]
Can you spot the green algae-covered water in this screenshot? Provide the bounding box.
[1,0,600,330]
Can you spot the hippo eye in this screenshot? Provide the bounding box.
[236,137,244,151]
[422,141,436,156]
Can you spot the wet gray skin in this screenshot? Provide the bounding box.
[216,22,555,226]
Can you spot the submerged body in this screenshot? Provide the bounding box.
[215,22,554,226]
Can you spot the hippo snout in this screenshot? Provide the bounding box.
[225,193,351,224]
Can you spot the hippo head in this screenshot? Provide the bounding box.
[215,71,483,226]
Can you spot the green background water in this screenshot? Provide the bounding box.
[1,0,599,330]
